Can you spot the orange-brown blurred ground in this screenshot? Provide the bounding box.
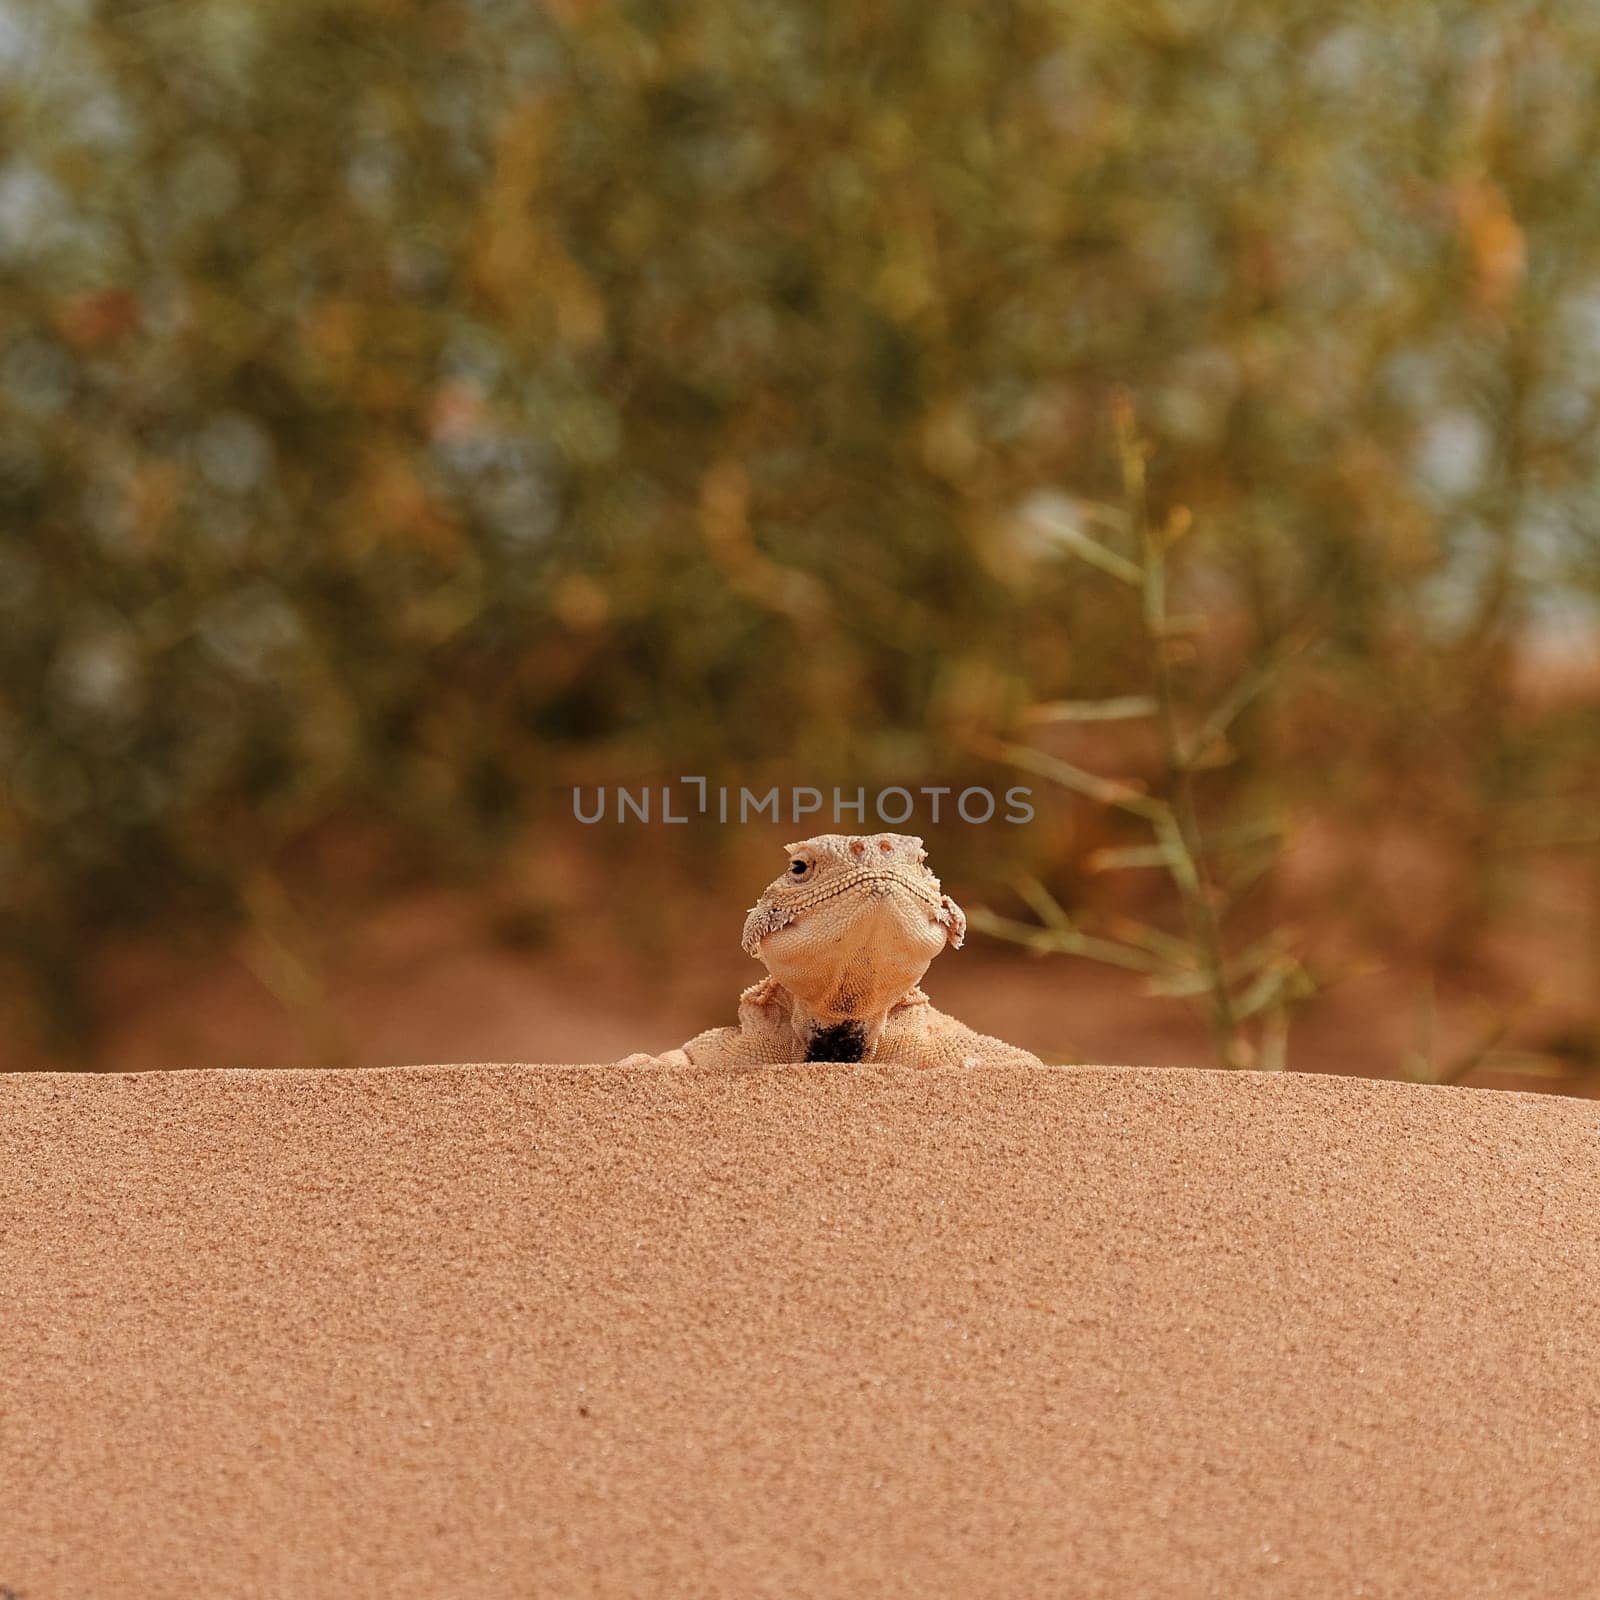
[7,817,1595,1096]
[5,1063,1599,1598]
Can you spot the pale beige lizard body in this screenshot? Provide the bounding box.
[622,833,1042,1068]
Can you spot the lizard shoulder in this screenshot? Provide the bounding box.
[737,976,792,1021]
[878,995,1042,1069]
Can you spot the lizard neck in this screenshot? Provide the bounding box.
[784,990,920,1063]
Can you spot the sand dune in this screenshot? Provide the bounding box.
[4,1063,1599,1598]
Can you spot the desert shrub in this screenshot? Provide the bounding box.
[2,0,1598,1042]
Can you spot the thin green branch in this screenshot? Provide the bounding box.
[1022,695,1159,724]
[1050,523,1144,585]
[1117,392,1243,1069]
[967,908,1167,975]
[990,739,1169,824]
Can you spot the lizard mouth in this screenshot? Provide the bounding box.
[787,869,941,915]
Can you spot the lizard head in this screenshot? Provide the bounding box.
[740,833,966,1021]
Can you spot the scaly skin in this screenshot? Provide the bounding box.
[622,833,1042,1068]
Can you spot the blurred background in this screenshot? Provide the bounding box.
[2,0,1597,1086]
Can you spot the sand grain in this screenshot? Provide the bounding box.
[3,1063,1598,1599]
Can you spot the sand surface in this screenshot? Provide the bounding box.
[4,1063,1599,1599]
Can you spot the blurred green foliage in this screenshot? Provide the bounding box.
[3,0,1599,1030]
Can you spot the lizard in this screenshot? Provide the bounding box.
[620,833,1043,1068]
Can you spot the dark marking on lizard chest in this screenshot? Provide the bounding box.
[805,1020,868,1063]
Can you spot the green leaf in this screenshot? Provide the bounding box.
[1022,695,1158,724]
[1086,843,1174,872]
[1106,916,1196,966]
[967,907,1166,975]
[1143,969,1216,998]
[1013,875,1077,934]
[1183,627,1317,766]
[993,740,1169,823]
[1050,523,1143,586]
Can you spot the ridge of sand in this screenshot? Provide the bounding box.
[4,1063,1599,1599]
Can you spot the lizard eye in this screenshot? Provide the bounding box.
[790,858,810,877]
